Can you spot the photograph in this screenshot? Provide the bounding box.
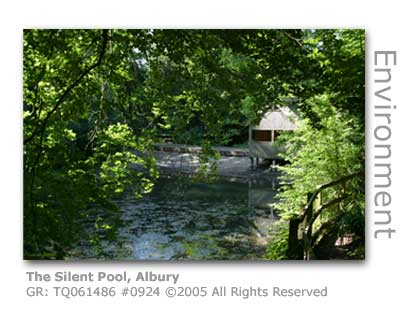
[23,29,365,260]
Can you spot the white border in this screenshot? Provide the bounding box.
[1,1,408,318]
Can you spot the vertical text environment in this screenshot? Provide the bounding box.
[373,51,396,239]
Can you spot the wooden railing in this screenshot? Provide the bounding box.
[287,171,364,260]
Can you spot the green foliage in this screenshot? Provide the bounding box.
[303,29,365,121]
[265,221,289,260]
[268,95,364,259]
[94,123,158,197]
[23,29,365,260]
[144,30,269,147]
[274,94,364,220]
[23,29,157,259]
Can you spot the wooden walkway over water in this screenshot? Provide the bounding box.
[152,143,275,184]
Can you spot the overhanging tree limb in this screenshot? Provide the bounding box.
[25,30,109,248]
[24,29,109,145]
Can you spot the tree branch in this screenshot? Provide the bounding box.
[283,31,305,49]
[24,29,109,145]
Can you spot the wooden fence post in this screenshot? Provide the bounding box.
[288,218,302,259]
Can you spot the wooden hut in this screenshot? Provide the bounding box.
[249,106,298,167]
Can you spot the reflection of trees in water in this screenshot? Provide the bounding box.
[72,177,277,260]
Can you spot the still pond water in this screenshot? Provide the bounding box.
[72,176,279,260]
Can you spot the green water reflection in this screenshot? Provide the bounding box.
[74,176,278,260]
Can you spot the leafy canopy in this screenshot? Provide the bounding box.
[23,29,365,259]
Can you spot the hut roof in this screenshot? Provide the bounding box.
[253,106,298,130]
